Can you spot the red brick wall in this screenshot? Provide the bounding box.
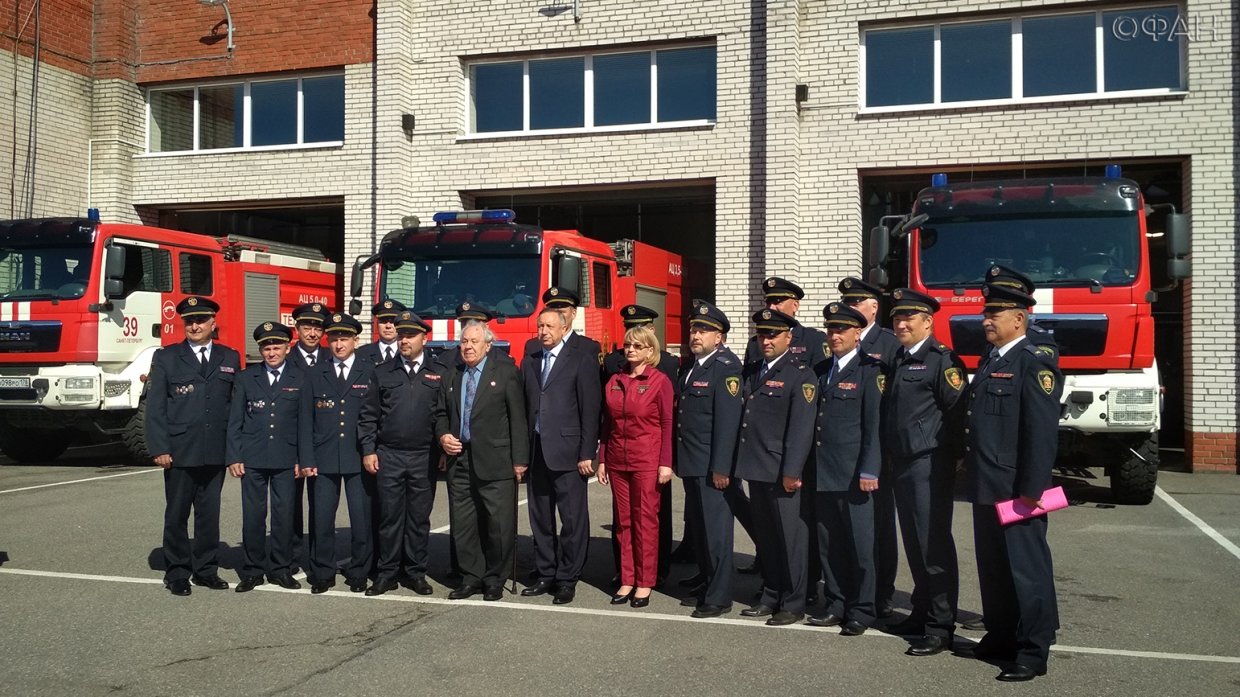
[1,0,95,77]
[1187,431,1238,474]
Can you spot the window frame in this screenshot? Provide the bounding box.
[858,4,1188,114]
[142,71,345,156]
[460,42,717,139]
[178,252,214,296]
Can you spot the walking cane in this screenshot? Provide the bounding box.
[509,468,520,595]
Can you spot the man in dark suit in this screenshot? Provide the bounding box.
[675,301,743,618]
[286,301,330,542]
[358,311,440,597]
[881,289,966,657]
[145,296,239,596]
[520,305,602,605]
[735,309,817,627]
[839,276,903,620]
[602,304,680,587]
[807,303,883,635]
[305,313,376,594]
[536,286,603,367]
[436,320,529,601]
[960,281,1061,682]
[227,323,312,592]
[356,299,404,365]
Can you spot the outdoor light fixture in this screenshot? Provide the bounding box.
[199,0,235,52]
[401,113,416,133]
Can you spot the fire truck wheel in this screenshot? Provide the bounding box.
[122,401,149,464]
[1110,432,1159,505]
[0,422,71,464]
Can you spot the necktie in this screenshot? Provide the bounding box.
[199,347,209,376]
[683,363,693,387]
[337,362,348,388]
[984,349,1000,377]
[462,367,477,442]
[385,346,394,362]
[541,350,554,387]
[269,368,280,387]
[306,353,316,366]
[828,360,838,385]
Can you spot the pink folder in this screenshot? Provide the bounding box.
[995,486,1069,525]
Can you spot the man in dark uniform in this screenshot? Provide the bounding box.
[356,299,404,365]
[227,322,311,592]
[146,296,239,596]
[881,289,967,657]
[839,276,902,618]
[808,303,883,635]
[305,313,376,594]
[358,311,439,597]
[735,309,817,626]
[286,302,330,542]
[675,301,743,618]
[602,304,680,588]
[436,320,529,601]
[985,265,1059,358]
[959,282,1062,682]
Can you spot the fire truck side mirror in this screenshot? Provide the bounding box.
[1165,213,1190,281]
[868,267,889,288]
[103,245,127,299]
[349,299,363,315]
[867,225,890,268]
[553,253,583,298]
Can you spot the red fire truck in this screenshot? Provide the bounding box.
[0,217,338,463]
[867,168,1190,504]
[347,209,686,361]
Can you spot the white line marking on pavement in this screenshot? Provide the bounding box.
[4,565,1240,666]
[1155,486,1240,563]
[0,468,159,495]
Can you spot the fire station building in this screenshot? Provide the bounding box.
[2,0,1236,472]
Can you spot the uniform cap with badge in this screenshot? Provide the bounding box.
[253,321,293,346]
[395,310,431,335]
[981,283,1036,311]
[986,265,1036,294]
[455,302,494,323]
[822,302,866,329]
[371,299,406,321]
[291,302,329,326]
[762,276,805,303]
[752,308,797,335]
[541,286,580,309]
[889,288,941,316]
[620,304,659,327]
[838,276,883,303]
[689,299,731,333]
[325,313,364,335]
[177,295,219,319]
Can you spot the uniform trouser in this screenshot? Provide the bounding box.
[162,465,225,582]
[683,475,739,608]
[611,478,672,581]
[873,481,899,609]
[802,462,822,597]
[240,467,296,578]
[749,480,808,615]
[731,483,761,570]
[677,479,700,567]
[817,489,877,625]
[528,442,590,587]
[374,445,434,583]
[610,469,661,588]
[972,505,1059,671]
[892,452,960,637]
[308,471,374,583]
[449,447,516,589]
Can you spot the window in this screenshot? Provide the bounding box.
[591,261,612,309]
[468,44,716,135]
[146,73,345,153]
[118,245,173,295]
[179,253,213,295]
[862,5,1186,110]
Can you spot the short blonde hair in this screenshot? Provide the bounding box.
[624,325,660,367]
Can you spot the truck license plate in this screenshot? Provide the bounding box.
[0,378,30,388]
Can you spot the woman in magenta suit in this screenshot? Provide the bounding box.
[597,325,674,608]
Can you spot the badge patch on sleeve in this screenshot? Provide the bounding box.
[1038,370,1056,395]
[801,383,816,403]
[725,376,740,397]
[944,367,964,391]
[877,374,886,394]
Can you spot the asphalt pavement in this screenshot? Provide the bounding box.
[1,445,1238,696]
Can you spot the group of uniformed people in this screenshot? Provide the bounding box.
[147,266,1061,683]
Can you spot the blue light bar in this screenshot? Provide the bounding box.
[431,209,516,224]
[1104,164,1123,179]
[931,173,948,187]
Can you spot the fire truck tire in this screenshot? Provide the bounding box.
[1110,432,1159,505]
[122,401,149,463]
[0,422,71,464]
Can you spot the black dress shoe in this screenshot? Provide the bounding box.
[191,575,229,590]
[366,579,399,597]
[876,602,895,619]
[310,581,334,594]
[960,616,987,631]
[268,573,302,590]
[840,620,867,636]
[552,585,576,605]
[521,580,555,597]
[678,573,707,588]
[740,603,775,618]
[997,664,1044,682]
[630,594,651,608]
[448,584,480,600]
[346,577,368,593]
[483,586,504,602]
[907,635,951,657]
[766,611,802,626]
[807,612,844,627]
[235,576,264,593]
[611,590,634,605]
[679,595,702,607]
[402,577,433,595]
[166,579,191,596]
[691,604,732,619]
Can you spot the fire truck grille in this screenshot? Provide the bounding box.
[0,320,62,353]
[1110,388,1157,425]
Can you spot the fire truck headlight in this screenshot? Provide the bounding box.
[1110,389,1157,426]
[64,377,96,391]
[103,381,131,398]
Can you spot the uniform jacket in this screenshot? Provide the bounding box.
[145,341,240,468]
[356,341,400,366]
[813,353,883,492]
[674,347,743,478]
[965,336,1064,505]
[358,356,441,454]
[521,335,602,470]
[880,335,968,461]
[225,362,313,470]
[860,324,902,371]
[435,357,530,480]
[287,345,331,370]
[599,369,674,472]
[744,321,830,374]
[304,358,375,474]
[733,352,817,483]
[602,348,680,385]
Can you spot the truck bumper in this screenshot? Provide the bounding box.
[0,365,138,411]
[1059,367,1160,434]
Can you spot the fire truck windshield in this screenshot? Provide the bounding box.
[918,212,1141,288]
[380,254,541,319]
[0,242,93,301]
